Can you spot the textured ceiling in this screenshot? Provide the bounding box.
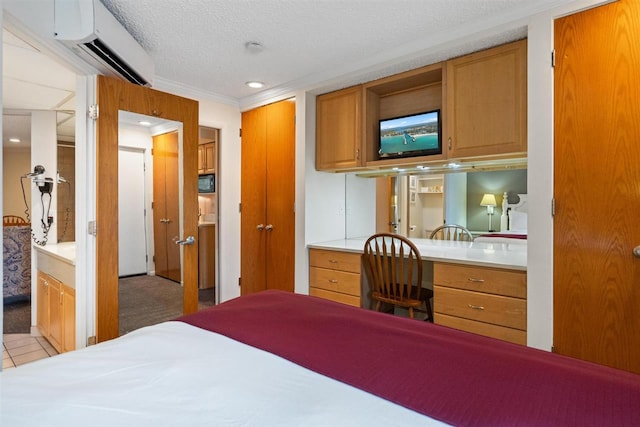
[100,0,573,107]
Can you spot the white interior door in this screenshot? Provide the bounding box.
[118,147,147,276]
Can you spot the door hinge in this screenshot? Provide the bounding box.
[88,220,97,236]
[551,49,556,68]
[551,198,556,216]
[88,104,99,120]
[239,202,242,213]
[238,277,242,287]
[239,128,242,137]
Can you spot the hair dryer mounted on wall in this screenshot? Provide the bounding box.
[20,165,69,246]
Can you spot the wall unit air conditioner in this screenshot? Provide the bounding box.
[54,0,154,86]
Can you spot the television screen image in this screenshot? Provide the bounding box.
[379,110,441,159]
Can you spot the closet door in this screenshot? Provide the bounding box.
[241,107,268,294]
[554,0,640,374]
[240,99,295,294]
[153,131,181,283]
[265,100,296,291]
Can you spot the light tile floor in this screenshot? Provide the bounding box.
[2,334,58,370]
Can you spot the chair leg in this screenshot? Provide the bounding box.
[424,297,434,322]
[375,301,381,312]
[408,307,414,319]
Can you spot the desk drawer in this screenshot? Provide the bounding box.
[435,313,526,345]
[310,266,361,296]
[309,249,361,273]
[434,285,526,330]
[310,287,360,307]
[434,263,526,298]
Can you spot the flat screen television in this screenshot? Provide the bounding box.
[378,109,441,159]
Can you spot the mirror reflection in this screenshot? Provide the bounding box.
[368,169,527,238]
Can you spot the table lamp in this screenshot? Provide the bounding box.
[480,193,497,232]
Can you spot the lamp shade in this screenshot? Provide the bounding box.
[480,193,497,207]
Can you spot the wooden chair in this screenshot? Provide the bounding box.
[429,224,473,241]
[3,215,28,227]
[362,233,433,321]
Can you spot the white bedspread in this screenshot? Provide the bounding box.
[0,321,447,426]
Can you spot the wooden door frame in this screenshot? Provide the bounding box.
[96,75,199,342]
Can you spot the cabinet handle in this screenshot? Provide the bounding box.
[256,224,265,231]
[633,246,640,258]
[328,279,338,283]
[356,148,360,161]
[468,304,485,310]
[328,259,338,264]
[448,137,452,150]
[467,277,485,283]
[265,224,274,231]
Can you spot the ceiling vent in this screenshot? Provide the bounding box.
[53,0,154,86]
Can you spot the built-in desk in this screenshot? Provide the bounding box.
[308,238,527,344]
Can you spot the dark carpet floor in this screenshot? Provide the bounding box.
[3,299,31,334]
[3,275,215,335]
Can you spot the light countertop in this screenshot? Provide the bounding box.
[308,237,526,271]
[34,242,76,266]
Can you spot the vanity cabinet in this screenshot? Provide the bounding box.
[446,39,527,159]
[433,262,526,345]
[309,249,361,307]
[316,86,364,171]
[37,270,75,353]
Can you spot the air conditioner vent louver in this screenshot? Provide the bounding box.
[83,38,148,86]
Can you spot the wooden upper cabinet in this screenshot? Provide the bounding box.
[316,85,364,171]
[446,39,527,159]
[198,143,216,174]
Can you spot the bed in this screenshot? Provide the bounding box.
[3,223,32,302]
[1,290,639,426]
[475,192,528,244]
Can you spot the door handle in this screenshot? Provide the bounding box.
[265,224,274,231]
[256,224,265,231]
[175,235,196,245]
[634,246,640,258]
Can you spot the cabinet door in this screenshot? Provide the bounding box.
[197,145,205,174]
[36,272,49,337]
[316,85,363,170]
[446,40,527,159]
[203,143,216,173]
[62,285,75,352]
[47,277,63,353]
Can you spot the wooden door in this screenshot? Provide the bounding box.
[265,100,296,291]
[554,0,640,374]
[96,75,199,342]
[153,131,181,282]
[240,99,295,294]
[240,106,267,294]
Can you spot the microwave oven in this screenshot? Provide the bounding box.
[198,174,215,193]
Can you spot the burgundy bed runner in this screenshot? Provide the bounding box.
[178,290,640,426]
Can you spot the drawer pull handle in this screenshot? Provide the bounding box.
[468,304,485,310]
[328,279,338,283]
[328,259,338,263]
[468,277,485,283]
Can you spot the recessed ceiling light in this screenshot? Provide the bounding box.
[9,138,20,143]
[138,121,151,126]
[245,41,265,54]
[246,81,265,89]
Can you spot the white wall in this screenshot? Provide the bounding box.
[196,98,242,302]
